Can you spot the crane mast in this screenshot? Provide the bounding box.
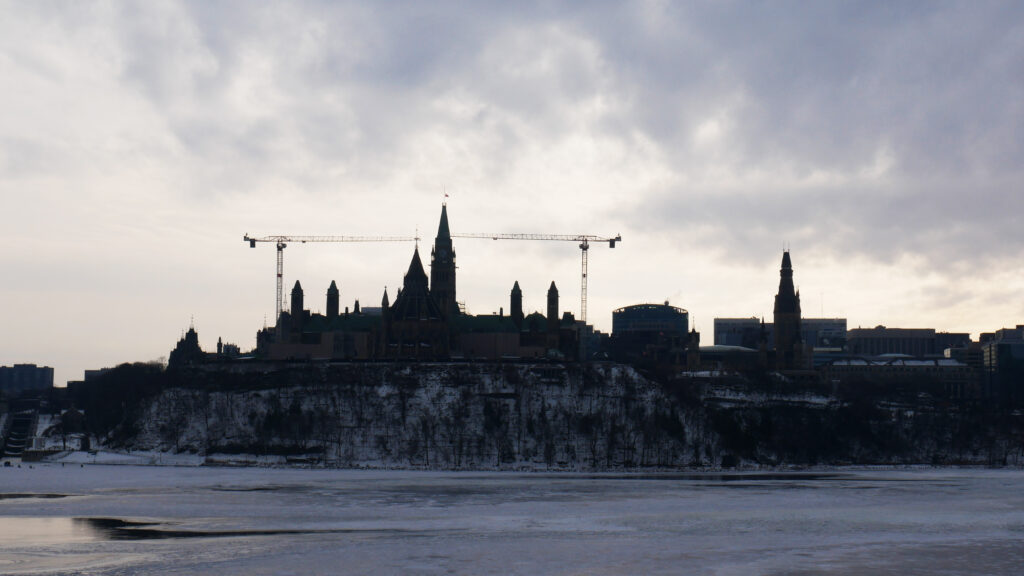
[243,234,417,335]
[451,233,620,323]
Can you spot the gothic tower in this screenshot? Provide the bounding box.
[326,280,339,319]
[773,250,803,370]
[291,280,305,333]
[511,281,524,331]
[547,281,559,334]
[430,204,457,317]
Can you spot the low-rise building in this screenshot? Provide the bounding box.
[822,357,980,398]
[847,327,969,357]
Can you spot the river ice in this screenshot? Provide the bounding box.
[1,464,1023,575]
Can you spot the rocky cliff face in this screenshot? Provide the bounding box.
[102,362,1024,469]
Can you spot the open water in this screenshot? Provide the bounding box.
[1,464,1023,574]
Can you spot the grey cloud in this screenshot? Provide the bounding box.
[6,0,1024,385]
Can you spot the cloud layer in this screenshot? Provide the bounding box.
[2,1,1023,384]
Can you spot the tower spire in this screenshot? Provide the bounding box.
[773,250,803,370]
[430,203,457,317]
[437,203,451,239]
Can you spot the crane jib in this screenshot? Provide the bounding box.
[244,232,620,324]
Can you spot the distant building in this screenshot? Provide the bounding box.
[980,326,1024,400]
[254,205,582,362]
[0,364,53,393]
[773,251,809,370]
[714,317,767,349]
[0,364,53,391]
[612,302,689,335]
[714,317,845,352]
[66,367,113,391]
[168,326,206,367]
[802,318,847,351]
[981,326,1024,367]
[610,302,689,365]
[847,327,970,358]
[696,345,762,372]
[822,357,980,398]
[83,368,112,381]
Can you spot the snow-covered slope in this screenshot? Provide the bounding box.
[83,362,1024,469]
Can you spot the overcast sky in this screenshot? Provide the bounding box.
[3,1,1023,385]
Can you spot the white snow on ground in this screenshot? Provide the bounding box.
[2,466,1024,575]
[46,450,206,466]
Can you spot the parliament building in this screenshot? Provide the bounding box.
[253,205,583,362]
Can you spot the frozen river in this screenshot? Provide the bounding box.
[2,464,1024,575]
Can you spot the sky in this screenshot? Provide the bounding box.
[2,1,1023,385]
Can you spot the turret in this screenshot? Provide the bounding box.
[547,281,559,334]
[511,281,524,330]
[291,280,305,332]
[291,281,304,316]
[326,280,339,319]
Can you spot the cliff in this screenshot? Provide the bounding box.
[78,362,1024,469]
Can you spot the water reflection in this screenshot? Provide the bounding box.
[0,517,100,546]
[0,517,392,544]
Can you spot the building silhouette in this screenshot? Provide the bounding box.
[847,327,970,357]
[430,204,458,318]
[609,302,690,365]
[773,250,809,370]
[0,364,53,393]
[255,204,581,361]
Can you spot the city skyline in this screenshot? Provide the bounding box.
[3,2,1023,385]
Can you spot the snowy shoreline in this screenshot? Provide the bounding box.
[17,449,1022,474]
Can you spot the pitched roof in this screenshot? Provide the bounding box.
[404,247,428,287]
[391,247,442,321]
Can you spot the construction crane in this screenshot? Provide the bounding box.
[451,233,621,323]
[243,234,418,332]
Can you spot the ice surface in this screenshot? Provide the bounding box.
[1,466,1024,574]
